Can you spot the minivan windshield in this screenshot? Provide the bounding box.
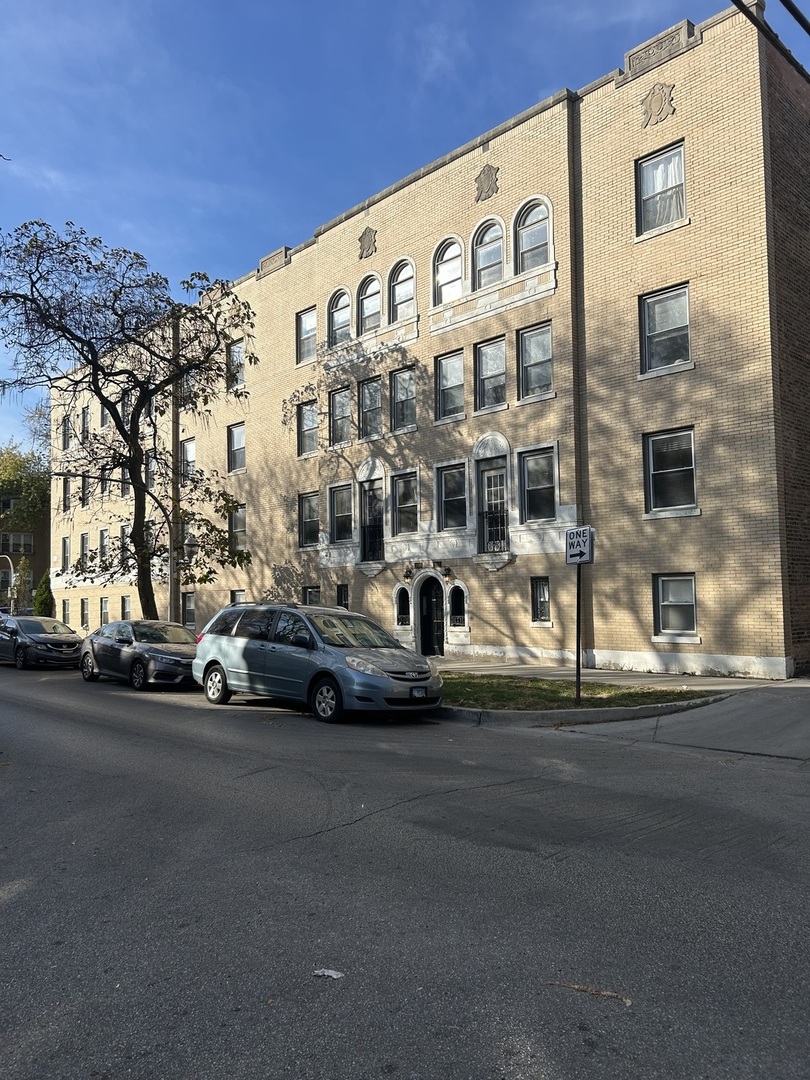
[309,613,402,650]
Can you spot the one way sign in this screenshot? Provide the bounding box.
[565,526,594,565]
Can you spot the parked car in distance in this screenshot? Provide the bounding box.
[193,602,443,721]
[80,620,198,690]
[0,614,83,669]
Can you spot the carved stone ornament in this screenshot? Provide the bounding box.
[358,226,377,259]
[473,431,509,460]
[641,83,675,129]
[475,163,499,203]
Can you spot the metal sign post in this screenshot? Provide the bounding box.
[565,526,594,704]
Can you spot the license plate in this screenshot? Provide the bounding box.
[411,687,427,699]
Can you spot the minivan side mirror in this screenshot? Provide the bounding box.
[291,633,311,649]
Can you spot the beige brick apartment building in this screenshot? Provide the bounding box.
[51,2,810,678]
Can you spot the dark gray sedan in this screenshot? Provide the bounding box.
[80,620,197,690]
[0,615,83,669]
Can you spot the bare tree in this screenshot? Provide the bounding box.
[0,220,256,619]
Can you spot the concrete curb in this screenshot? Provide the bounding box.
[434,692,737,728]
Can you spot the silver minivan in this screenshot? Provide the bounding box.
[192,603,442,721]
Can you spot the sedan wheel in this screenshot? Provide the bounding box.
[204,664,231,705]
[129,659,148,690]
[311,677,343,723]
[81,654,100,682]
[14,646,28,671]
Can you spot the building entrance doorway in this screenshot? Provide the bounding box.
[419,577,445,656]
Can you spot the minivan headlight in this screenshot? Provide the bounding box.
[346,656,386,678]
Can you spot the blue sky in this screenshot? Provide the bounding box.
[2,0,808,443]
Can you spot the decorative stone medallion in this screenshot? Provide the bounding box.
[641,83,675,128]
[475,163,499,203]
[358,226,377,259]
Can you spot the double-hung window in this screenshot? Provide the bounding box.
[435,241,462,305]
[328,292,351,347]
[519,448,556,522]
[99,528,109,563]
[80,474,90,508]
[296,307,317,363]
[516,203,549,272]
[438,464,467,530]
[518,324,553,398]
[475,338,506,410]
[637,144,685,234]
[297,401,318,455]
[61,537,70,572]
[330,485,353,543]
[227,423,246,472]
[229,504,247,552]
[62,478,71,512]
[654,574,697,635]
[473,223,503,289]
[180,438,196,482]
[330,388,352,445]
[80,598,89,628]
[61,415,71,450]
[436,352,464,421]
[80,406,90,443]
[358,278,381,334]
[299,493,319,548]
[79,532,89,568]
[391,368,416,431]
[389,262,414,323]
[645,429,696,512]
[531,577,551,623]
[359,377,382,439]
[393,473,418,535]
[641,286,690,372]
[227,340,245,390]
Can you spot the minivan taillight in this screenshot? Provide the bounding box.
[196,631,206,644]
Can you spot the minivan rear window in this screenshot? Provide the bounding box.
[207,608,248,637]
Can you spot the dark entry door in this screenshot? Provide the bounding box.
[419,577,445,656]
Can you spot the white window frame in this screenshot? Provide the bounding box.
[474,337,506,412]
[227,422,246,473]
[296,307,317,364]
[637,143,686,236]
[436,352,464,422]
[641,285,691,375]
[297,401,318,456]
[654,573,698,639]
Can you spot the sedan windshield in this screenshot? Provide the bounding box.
[309,614,401,649]
[131,622,197,645]
[17,618,74,636]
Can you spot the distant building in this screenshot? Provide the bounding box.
[1,491,48,612]
[51,2,810,677]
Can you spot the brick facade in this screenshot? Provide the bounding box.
[51,5,810,678]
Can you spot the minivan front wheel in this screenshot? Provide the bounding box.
[311,677,343,723]
[205,664,232,705]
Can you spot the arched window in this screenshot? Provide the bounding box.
[434,241,463,306]
[389,261,414,323]
[449,586,466,627]
[516,203,549,273]
[473,222,503,289]
[328,291,351,347]
[358,277,381,335]
[396,586,411,626]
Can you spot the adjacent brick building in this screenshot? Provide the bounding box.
[51,2,810,677]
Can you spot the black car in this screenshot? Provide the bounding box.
[0,615,83,669]
[80,620,197,690]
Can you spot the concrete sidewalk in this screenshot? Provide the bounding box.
[433,657,810,761]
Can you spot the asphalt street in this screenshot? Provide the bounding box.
[1,665,808,1080]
